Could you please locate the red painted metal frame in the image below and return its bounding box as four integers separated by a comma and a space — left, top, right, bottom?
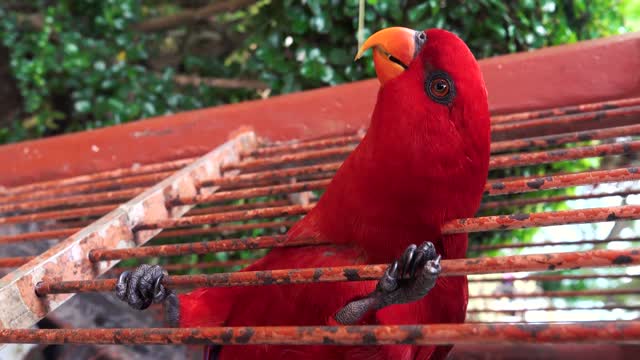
1, 32, 640, 187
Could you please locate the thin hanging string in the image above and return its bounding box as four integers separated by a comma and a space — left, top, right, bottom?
357, 0, 365, 49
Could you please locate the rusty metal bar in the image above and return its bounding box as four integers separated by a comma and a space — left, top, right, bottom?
169, 179, 330, 207
0, 256, 34, 268
490, 124, 640, 154
243, 133, 364, 158
0, 132, 257, 330
0, 171, 172, 205
469, 273, 638, 282
485, 167, 640, 195
1, 321, 639, 345
222, 146, 355, 172
186, 200, 291, 215
133, 204, 313, 231
467, 305, 640, 313
469, 237, 640, 252
34, 247, 640, 295
480, 189, 640, 210
0, 204, 116, 226
198, 162, 341, 188
0, 187, 144, 214
491, 96, 640, 124
155, 219, 298, 239
0, 157, 195, 197
442, 205, 640, 234
88, 235, 329, 262
489, 141, 640, 169
491, 105, 640, 133
470, 288, 639, 299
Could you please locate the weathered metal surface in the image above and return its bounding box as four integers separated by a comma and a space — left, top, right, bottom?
0, 132, 257, 330
155, 219, 297, 239
485, 167, 640, 195
469, 288, 639, 299
2, 157, 195, 195
490, 123, 640, 153
0, 205, 116, 226
133, 204, 313, 231
491, 105, 640, 134
168, 179, 330, 207
469, 237, 640, 252
469, 273, 638, 282
1, 321, 640, 345
243, 132, 365, 158
480, 189, 640, 210
88, 235, 328, 262
186, 199, 291, 215
198, 162, 342, 188
491, 96, 640, 124
442, 205, 640, 234
0, 188, 143, 214
467, 305, 640, 313
0, 171, 172, 205
223, 146, 355, 173
34, 247, 640, 294
489, 141, 640, 169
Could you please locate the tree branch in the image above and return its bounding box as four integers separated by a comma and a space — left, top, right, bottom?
133, 0, 255, 33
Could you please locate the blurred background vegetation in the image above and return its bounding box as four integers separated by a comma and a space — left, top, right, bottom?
0, 0, 639, 144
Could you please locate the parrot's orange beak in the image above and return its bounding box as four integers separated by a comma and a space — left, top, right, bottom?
355, 27, 418, 86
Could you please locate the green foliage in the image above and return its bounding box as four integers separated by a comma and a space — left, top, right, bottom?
0, 0, 635, 143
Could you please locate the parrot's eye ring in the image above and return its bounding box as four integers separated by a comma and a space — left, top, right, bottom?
425, 71, 456, 105
430, 79, 449, 97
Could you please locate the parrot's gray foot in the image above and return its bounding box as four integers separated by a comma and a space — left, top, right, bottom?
115, 264, 180, 327
335, 242, 441, 325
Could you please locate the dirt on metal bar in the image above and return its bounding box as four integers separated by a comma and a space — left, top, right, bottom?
35, 247, 640, 295
1, 322, 640, 345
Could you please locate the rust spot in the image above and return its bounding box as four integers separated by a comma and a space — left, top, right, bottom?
509, 213, 530, 221
606, 213, 619, 221
362, 332, 377, 345
343, 269, 361, 281
235, 328, 255, 344
613, 255, 633, 265
526, 178, 545, 189
492, 182, 505, 190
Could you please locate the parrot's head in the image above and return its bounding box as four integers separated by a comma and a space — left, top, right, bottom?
355, 26, 490, 170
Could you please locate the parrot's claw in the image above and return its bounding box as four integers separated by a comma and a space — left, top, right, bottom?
115, 264, 180, 326
335, 242, 441, 325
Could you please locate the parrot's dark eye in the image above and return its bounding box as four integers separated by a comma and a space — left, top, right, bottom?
425, 71, 456, 105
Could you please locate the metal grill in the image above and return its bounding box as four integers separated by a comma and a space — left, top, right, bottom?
1, 39, 640, 358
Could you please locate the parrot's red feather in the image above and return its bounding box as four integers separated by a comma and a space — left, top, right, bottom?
179, 29, 490, 360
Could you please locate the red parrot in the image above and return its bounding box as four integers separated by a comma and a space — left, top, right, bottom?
117, 27, 490, 360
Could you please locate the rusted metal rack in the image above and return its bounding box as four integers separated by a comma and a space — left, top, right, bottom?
0, 33, 640, 359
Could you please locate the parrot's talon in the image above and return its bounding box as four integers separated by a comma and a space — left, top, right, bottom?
335, 241, 441, 325
114, 264, 180, 326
